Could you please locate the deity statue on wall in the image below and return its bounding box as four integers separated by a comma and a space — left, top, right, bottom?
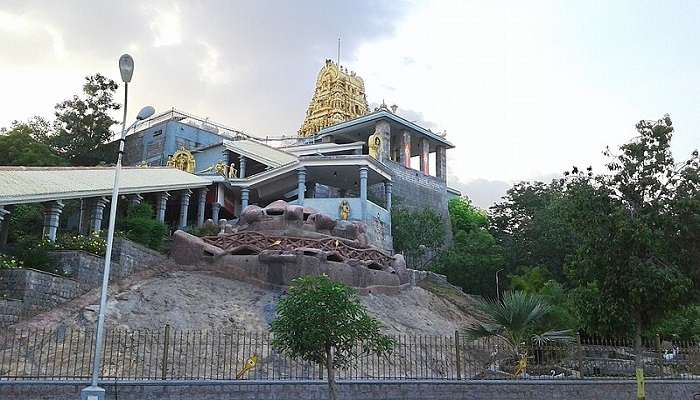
167, 147, 196, 173
214, 160, 226, 176
368, 132, 381, 160
339, 199, 351, 221
228, 163, 238, 179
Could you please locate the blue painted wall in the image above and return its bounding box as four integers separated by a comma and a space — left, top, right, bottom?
126, 121, 225, 166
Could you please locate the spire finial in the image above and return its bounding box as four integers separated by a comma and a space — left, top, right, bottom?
337, 36, 341, 66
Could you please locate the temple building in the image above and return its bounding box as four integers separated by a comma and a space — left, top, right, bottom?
0, 60, 458, 254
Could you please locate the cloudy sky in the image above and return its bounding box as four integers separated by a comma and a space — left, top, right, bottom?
1, 1, 698, 207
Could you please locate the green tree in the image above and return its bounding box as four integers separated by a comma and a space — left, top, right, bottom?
271, 275, 394, 400
464, 291, 572, 376
565, 115, 698, 395
434, 197, 504, 297
42, 74, 121, 165
121, 203, 168, 250
0, 119, 67, 166
391, 205, 445, 269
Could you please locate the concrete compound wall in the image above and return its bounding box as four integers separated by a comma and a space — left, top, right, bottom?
1, 380, 698, 400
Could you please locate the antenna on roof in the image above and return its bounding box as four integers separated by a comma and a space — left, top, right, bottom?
337, 35, 341, 66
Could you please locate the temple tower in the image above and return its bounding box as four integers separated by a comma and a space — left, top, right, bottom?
298, 59, 369, 137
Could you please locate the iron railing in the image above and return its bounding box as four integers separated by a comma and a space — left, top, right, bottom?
0, 327, 698, 381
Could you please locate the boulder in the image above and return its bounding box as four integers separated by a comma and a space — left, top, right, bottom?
391, 254, 409, 284
239, 205, 264, 225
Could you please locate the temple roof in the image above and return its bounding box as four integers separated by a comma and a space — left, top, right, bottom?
222, 139, 298, 168
0, 167, 212, 205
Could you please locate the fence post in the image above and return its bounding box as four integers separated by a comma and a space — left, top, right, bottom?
454, 330, 462, 380
576, 332, 584, 379
162, 324, 171, 380
655, 334, 664, 379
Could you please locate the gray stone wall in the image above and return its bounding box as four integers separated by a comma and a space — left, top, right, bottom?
2, 380, 698, 400
49, 238, 165, 290
0, 268, 82, 312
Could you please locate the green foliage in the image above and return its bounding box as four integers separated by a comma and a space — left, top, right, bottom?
40, 74, 121, 166
653, 305, 700, 341
391, 205, 445, 269
10, 236, 57, 273
0, 254, 23, 270
122, 203, 167, 250
271, 275, 394, 398
0, 119, 67, 166
433, 197, 503, 297
464, 291, 573, 360
448, 197, 487, 233
490, 114, 700, 343
8, 204, 44, 242
55, 233, 106, 256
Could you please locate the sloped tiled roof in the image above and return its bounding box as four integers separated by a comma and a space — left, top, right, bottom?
223, 139, 297, 168
0, 167, 212, 204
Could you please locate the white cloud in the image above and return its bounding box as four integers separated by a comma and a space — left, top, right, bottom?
198, 41, 232, 85
148, 3, 182, 47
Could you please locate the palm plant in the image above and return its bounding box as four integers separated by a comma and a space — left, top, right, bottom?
465, 290, 573, 376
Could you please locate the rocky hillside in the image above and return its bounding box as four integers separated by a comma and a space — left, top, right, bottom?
14, 261, 479, 336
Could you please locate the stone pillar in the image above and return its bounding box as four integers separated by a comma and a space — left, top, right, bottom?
0, 206, 11, 249
89, 197, 109, 234
239, 155, 247, 179
78, 199, 89, 235
375, 120, 391, 162
419, 138, 430, 175
197, 188, 208, 227
42, 200, 64, 242
156, 192, 171, 223
359, 166, 368, 219
436, 145, 447, 182
385, 181, 393, 211
127, 194, 143, 206
241, 188, 250, 211
400, 130, 412, 168
211, 202, 221, 222
178, 189, 192, 230
297, 168, 307, 206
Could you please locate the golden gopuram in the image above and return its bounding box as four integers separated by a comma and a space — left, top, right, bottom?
298, 59, 369, 137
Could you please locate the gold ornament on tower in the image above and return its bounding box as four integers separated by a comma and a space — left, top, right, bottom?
167, 147, 196, 173
299, 59, 369, 137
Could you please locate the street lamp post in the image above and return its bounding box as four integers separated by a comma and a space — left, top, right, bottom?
81, 54, 154, 400
495, 268, 504, 302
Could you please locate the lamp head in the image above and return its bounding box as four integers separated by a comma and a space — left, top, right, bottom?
119, 54, 134, 83
136, 106, 155, 121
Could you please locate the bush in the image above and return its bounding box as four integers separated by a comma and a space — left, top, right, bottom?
8, 204, 43, 242
0, 254, 23, 270
122, 203, 167, 250
55, 232, 106, 256
10, 235, 59, 273
189, 224, 219, 237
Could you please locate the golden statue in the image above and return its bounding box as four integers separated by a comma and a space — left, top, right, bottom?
167, 147, 196, 173
228, 163, 238, 179
236, 354, 258, 379
368, 132, 381, 160
299, 59, 369, 137
214, 160, 226, 175
339, 199, 351, 220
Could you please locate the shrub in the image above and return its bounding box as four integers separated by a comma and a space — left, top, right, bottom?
0, 254, 23, 270
122, 203, 167, 250
10, 235, 59, 273
56, 232, 106, 256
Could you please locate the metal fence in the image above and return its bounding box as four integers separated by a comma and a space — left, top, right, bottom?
0, 327, 698, 381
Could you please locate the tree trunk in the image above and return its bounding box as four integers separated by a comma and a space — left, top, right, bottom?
326, 346, 338, 400
634, 311, 645, 400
